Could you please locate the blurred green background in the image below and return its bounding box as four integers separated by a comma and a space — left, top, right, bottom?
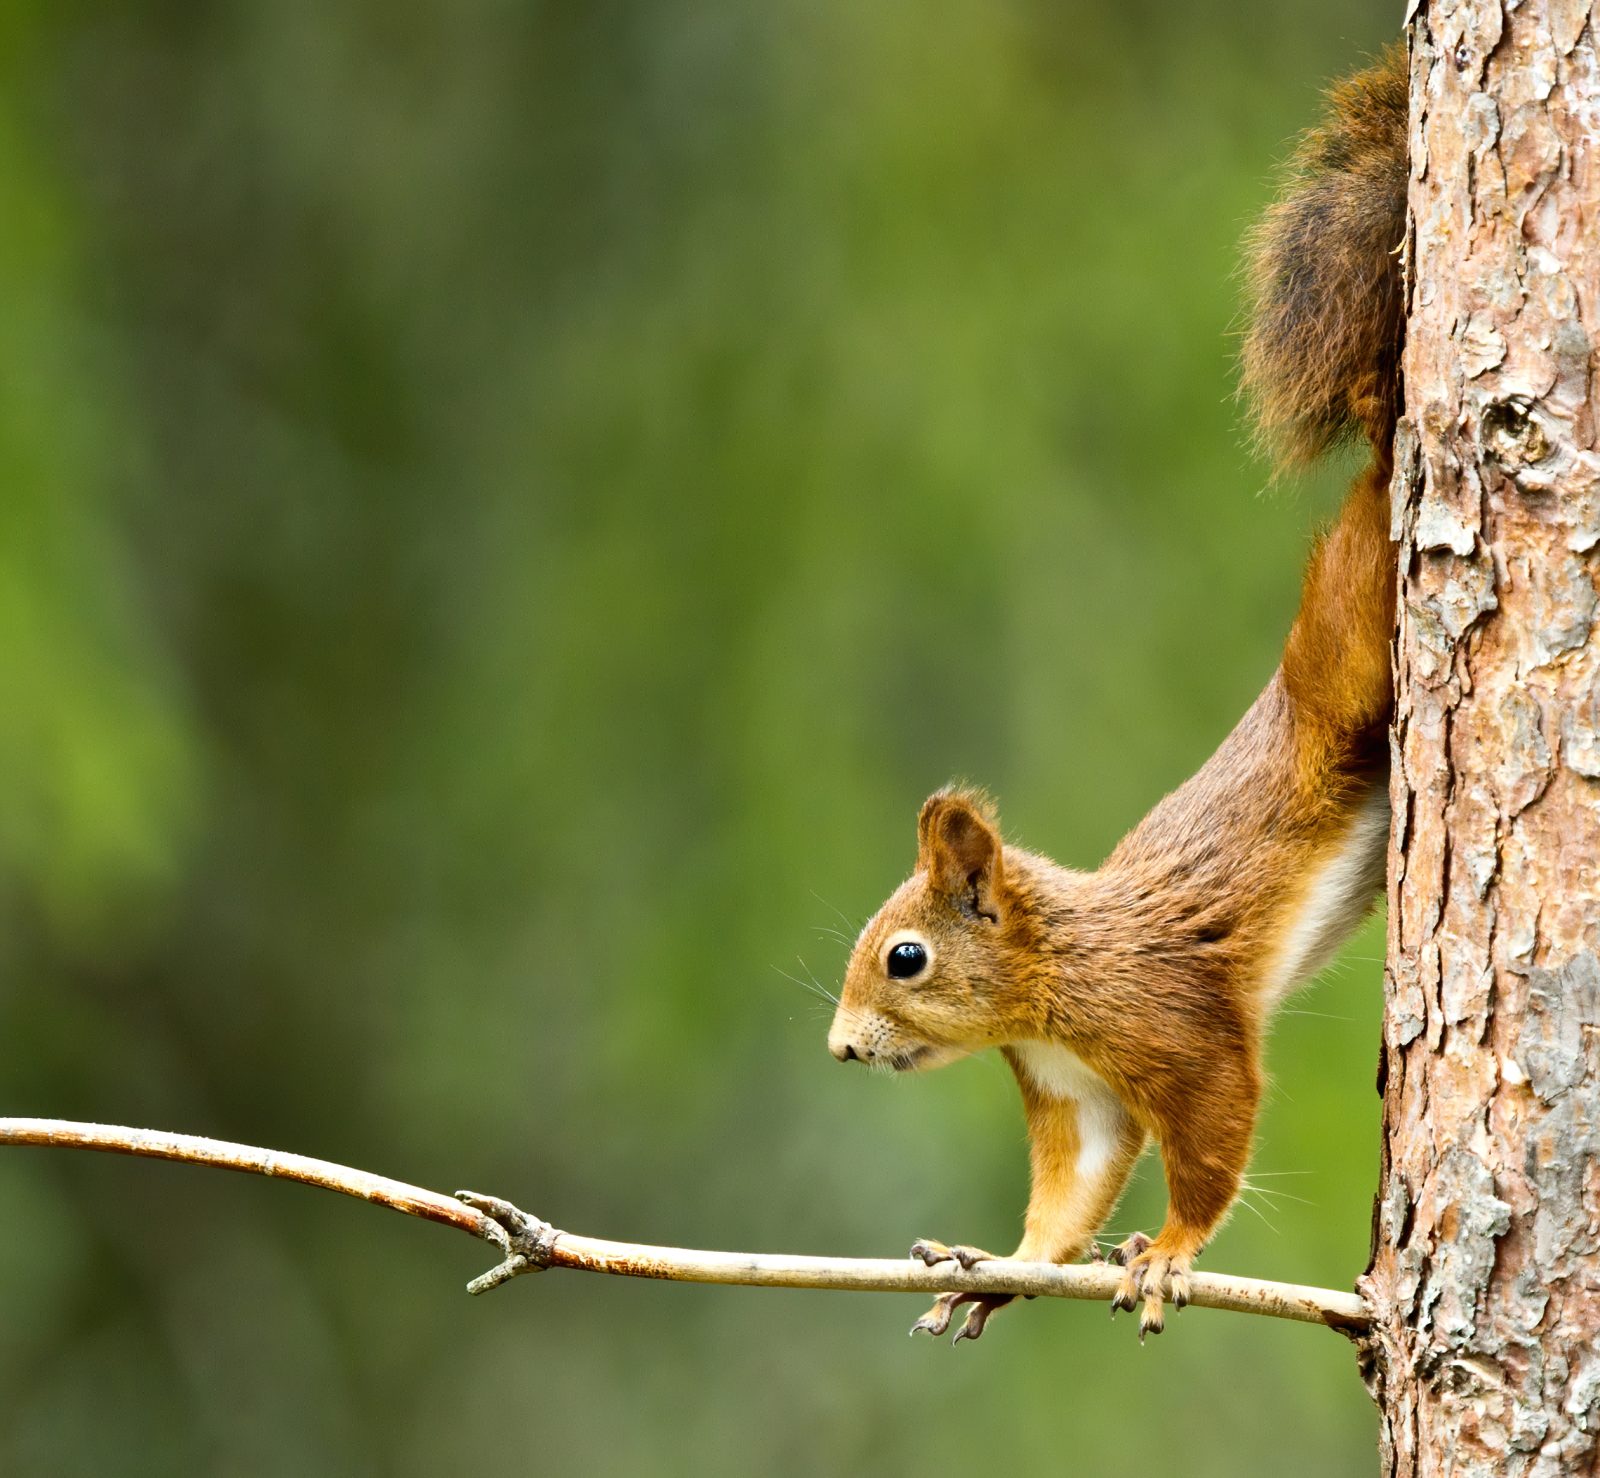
0, 2, 1396, 1473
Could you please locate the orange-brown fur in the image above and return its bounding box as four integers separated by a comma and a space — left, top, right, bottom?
1242, 44, 1408, 468
828, 49, 1408, 1342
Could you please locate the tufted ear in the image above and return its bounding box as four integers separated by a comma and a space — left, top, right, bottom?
916, 788, 1005, 921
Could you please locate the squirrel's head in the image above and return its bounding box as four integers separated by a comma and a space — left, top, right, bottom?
828, 787, 1038, 1071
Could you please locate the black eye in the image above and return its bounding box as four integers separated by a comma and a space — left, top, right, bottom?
886, 941, 928, 979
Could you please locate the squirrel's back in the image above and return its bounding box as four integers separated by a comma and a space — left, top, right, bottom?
1242, 45, 1409, 469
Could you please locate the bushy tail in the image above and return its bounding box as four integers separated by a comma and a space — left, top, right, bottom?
1251, 48, 1407, 772
1242, 45, 1408, 469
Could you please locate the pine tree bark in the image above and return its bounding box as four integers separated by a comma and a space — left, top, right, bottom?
1363, 4, 1600, 1473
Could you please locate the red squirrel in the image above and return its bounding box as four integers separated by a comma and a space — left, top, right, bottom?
827, 49, 1407, 1342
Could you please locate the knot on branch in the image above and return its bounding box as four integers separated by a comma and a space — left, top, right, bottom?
456, 1191, 563, 1294
1481, 395, 1552, 474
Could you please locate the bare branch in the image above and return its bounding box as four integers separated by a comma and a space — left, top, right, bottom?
0, 1117, 504, 1247
0, 1117, 1369, 1333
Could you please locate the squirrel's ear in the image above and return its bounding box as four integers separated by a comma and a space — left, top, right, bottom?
916, 789, 1005, 921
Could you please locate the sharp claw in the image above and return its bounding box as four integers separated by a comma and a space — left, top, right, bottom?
910, 1239, 950, 1267
912, 1293, 959, 1338
911, 1239, 996, 1271
953, 1302, 993, 1344
1109, 1232, 1152, 1268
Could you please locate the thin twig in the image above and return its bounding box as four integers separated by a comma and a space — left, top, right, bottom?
0, 1117, 504, 1246
0, 1117, 1370, 1334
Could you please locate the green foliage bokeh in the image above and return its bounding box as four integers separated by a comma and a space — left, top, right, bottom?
1, 2, 1393, 1474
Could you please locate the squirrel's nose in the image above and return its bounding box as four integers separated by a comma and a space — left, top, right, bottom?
831, 1042, 861, 1063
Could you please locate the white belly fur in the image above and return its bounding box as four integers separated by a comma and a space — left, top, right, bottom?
1010, 1041, 1129, 1179
1262, 784, 1389, 1003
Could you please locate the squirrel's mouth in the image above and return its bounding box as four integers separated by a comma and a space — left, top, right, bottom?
888, 1042, 971, 1074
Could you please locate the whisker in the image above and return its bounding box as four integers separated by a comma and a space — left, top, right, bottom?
771, 963, 840, 1009
799, 956, 875, 1027
1238, 1178, 1312, 1208
795, 955, 841, 1007
1231, 1193, 1278, 1234
810, 890, 864, 938
770, 961, 880, 1037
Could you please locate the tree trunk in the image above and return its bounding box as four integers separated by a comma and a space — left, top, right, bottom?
1362, 4, 1600, 1474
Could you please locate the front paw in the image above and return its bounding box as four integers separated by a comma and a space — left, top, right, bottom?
910, 1289, 1015, 1343
910, 1237, 994, 1271
1109, 1239, 1193, 1342
908, 1239, 1008, 1343
1106, 1231, 1151, 1268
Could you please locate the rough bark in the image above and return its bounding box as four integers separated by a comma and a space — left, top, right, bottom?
1362, 4, 1600, 1474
